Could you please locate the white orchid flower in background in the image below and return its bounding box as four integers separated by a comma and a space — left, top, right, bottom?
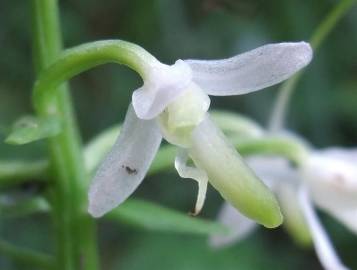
211, 147, 357, 270
88, 42, 312, 228
302, 148, 357, 235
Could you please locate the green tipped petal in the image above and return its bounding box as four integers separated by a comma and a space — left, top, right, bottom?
189, 115, 283, 228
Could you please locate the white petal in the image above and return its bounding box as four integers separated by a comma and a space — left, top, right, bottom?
174, 149, 208, 215
132, 60, 192, 119
301, 152, 357, 235
302, 154, 357, 213
319, 147, 357, 164
245, 156, 298, 189
88, 105, 162, 217
189, 115, 282, 228
209, 203, 257, 248
299, 186, 349, 270
185, 42, 312, 96
84, 126, 120, 174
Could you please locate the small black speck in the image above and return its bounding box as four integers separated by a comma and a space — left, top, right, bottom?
122, 165, 138, 175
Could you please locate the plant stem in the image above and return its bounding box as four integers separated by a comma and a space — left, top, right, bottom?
310, 0, 356, 51
32, 40, 157, 113
30, 0, 98, 269
269, 0, 356, 132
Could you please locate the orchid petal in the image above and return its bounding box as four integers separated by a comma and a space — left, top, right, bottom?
245, 156, 295, 189
185, 42, 312, 96
175, 149, 208, 215
299, 186, 349, 270
319, 147, 357, 164
132, 60, 192, 119
189, 115, 282, 228
88, 104, 162, 217
209, 203, 257, 248
302, 154, 357, 213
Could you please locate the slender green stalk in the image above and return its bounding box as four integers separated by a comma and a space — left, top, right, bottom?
30, 38, 158, 270
30, 0, 98, 269
210, 110, 264, 138
269, 0, 356, 132
33, 40, 157, 114
0, 239, 54, 270
310, 0, 356, 50
232, 136, 308, 166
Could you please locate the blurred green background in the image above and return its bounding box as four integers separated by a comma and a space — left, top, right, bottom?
1, 0, 357, 269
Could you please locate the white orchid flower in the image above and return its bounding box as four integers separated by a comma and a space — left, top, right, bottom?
88, 42, 312, 228
211, 147, 357, 270
302, 148, 357, 235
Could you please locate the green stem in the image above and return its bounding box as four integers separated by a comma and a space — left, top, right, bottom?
269, 0, 356, 132
210, 110, 264, 138
33, 40, 157, 114
30, 40, 157, 270
232, 136, 308, 166
0, 239, 54, 270
310, 0, 356, 50
30, 0, 98, 269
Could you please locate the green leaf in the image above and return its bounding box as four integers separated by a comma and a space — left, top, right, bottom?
0, 196, 50, 218
106, 199, 228, 235
0, 239, 54, 270
5, 115, 62, 145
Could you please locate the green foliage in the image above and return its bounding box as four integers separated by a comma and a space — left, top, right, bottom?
1, 0, 357, 269
0, 196, 226, 236
0, 197, 49, 218
107, 199, 228, 235
114, 233, 315, 270
5, 115, 61, 145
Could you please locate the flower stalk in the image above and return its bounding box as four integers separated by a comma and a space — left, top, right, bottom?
30, 0, 98, 269
33, 40, 157, 114
269, 0, 356, 132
